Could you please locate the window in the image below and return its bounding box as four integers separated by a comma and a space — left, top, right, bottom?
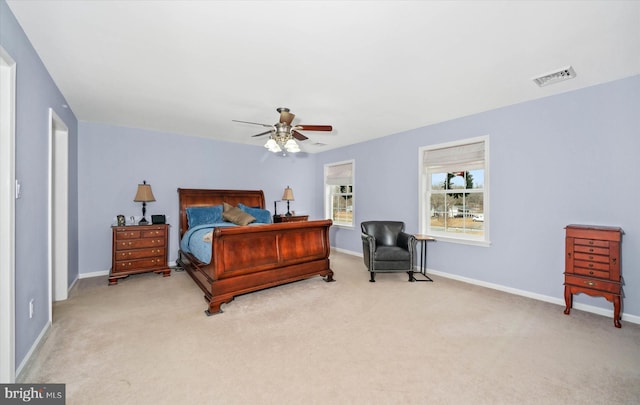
419, 137, 489, 245
325, 160, 354, 227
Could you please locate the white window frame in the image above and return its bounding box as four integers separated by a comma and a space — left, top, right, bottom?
324, 160, 355, 228
418, 136, 490, 246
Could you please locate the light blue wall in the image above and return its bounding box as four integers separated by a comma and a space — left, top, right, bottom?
0, 0, 79, 368
316, 75, 640, 318
4, 0, 639, 377
77, 122, 317, 274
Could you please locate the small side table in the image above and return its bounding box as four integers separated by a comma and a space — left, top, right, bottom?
413, 234, 436, 282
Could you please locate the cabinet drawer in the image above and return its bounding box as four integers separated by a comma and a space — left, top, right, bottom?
142, 228, 166, 238
573, 244, 609, 255
574, 238, 609, 248
115, 248, 165, 261
115, 230, 142, 239
573, 266, 609, 279
114, 257, 166, 272
574, 259, 610, 272
564, 274, 620, 294
573, 252, 610, 263
115, 238, 165, 250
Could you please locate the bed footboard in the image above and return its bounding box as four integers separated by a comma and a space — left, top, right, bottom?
179, 220, 334, 315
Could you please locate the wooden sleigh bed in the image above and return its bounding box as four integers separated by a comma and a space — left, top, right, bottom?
177, 188, 334, 315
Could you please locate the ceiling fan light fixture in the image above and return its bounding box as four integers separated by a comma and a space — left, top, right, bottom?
264, 138, 282, 152
284, 139, 300, 153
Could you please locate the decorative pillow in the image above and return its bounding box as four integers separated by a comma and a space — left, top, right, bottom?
186, 205, 223, 227
238, 203, 272, 224
222, 202, 256, 226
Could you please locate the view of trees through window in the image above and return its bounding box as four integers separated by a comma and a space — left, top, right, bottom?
429, 169, 484, 236
330, 185, 353, 225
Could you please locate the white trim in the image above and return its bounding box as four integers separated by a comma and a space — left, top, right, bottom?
333, 248, 639, 325
78, 261, 178, 280
79, 270, 110, 279
324, 159, 355, 227
15, 321, 50, 380
0, 45, 16, 383
48, 109, 69, 310
428, 269, 640, 325
418, 135, 490, 245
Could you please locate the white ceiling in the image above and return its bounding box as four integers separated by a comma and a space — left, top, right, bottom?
6, 0, 640, 153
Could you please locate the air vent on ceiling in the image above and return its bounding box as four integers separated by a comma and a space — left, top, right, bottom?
533, 66, 577, 87
313, 142, 327, 147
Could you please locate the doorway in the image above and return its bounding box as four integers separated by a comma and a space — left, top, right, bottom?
49, 109, 69, 314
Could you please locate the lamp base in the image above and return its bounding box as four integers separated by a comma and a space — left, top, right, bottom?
138, 217, 148, 225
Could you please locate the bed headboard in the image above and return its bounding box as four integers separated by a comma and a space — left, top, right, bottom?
177, 188, 266, 238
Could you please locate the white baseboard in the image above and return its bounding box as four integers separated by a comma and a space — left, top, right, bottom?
78, 261, 178, 279
16, 320, 50, 380
79, 270, 109, 279
332, 247, 639, 325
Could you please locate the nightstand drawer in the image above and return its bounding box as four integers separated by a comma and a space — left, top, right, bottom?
115, 248, 165, 261
115, 230, 142, 239
142, 228, 166, 238
115, 238, 165, 250
114, 257, 166, 272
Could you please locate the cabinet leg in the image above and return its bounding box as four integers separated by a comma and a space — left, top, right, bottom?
563, 287, 572, 315
613, 296, 622, 328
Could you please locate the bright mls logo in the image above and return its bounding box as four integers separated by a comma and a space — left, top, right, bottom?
0, 384, 65, 404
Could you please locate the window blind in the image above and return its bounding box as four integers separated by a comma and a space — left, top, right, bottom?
326, 162, 353, 185
423, 141, 485, 173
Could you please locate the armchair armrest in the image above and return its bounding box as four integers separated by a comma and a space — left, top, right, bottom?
397, 232, 416, 251
361, 233, 376, 270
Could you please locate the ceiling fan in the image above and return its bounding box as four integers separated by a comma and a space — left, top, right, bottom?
233, 107, 333, 153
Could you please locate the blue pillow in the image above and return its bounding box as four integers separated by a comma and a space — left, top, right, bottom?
238, 203, 272, 224
186, 205, 223, 227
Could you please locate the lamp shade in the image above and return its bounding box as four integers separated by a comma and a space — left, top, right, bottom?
134, 182, 156, 202
281, 186, 294, 201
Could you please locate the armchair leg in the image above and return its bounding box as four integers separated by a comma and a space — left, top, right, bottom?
370, 272, 376, 282
408, 271, 415, 282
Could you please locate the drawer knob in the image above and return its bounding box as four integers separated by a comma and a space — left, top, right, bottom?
588, 264, 593, 268
589, 248, 594, 252
612, 258, 617, 264
589, 255, 593, 260
585, 281, 595, 286
589, 271, 594, 275
588, 241, 594, 245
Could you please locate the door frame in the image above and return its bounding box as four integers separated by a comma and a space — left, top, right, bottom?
48, 109, 69, 315
0, 46, 17, 383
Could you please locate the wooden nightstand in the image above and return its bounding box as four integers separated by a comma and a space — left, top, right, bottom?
110, 224, 171, 285
273, 215, 309, 223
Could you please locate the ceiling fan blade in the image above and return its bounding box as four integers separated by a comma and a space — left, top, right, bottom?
251, 130, 273, 137
232, 119, 273, 128
280, 111, 295, 125
296, 125, 333, 132
292, 130, 308, 141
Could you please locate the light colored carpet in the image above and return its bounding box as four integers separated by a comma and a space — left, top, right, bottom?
18, 252, 640, 404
